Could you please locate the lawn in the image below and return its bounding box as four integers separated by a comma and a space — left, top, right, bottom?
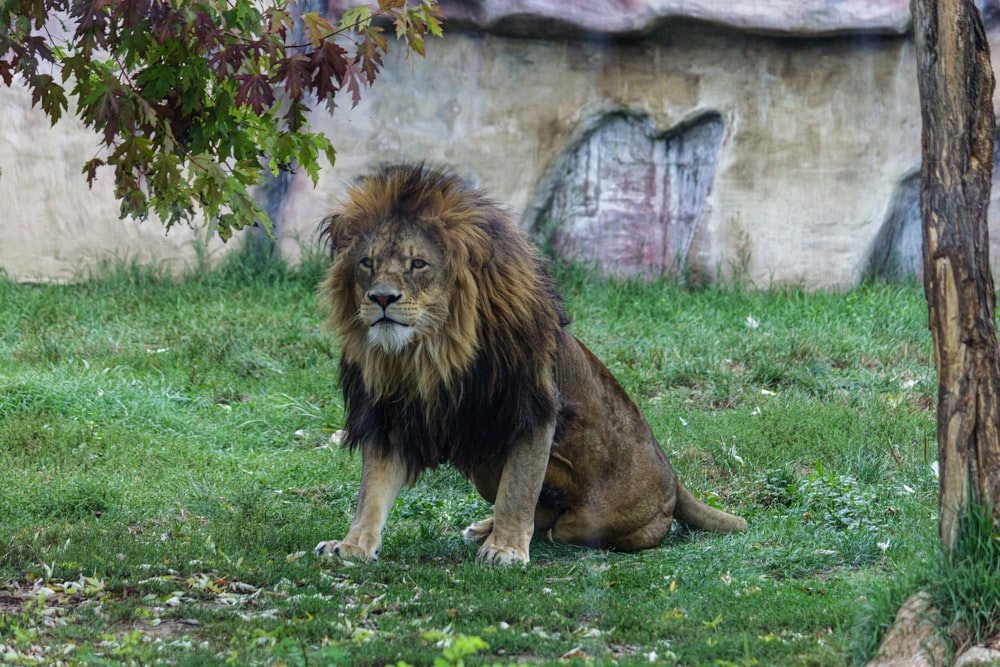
0, 253, 940, 665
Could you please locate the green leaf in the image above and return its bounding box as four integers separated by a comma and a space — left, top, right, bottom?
423, 2, 444, 37
0, 0, 445, 240
135, 63, 178, 99
29, 74, 68, 124
302, 11, 336, 46
340, 6, 373, 32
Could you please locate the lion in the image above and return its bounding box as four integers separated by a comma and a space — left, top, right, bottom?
314, 163, 747, 566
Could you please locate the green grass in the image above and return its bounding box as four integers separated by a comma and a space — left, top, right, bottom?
0, 254, 944, 665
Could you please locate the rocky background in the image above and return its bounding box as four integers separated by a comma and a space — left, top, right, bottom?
3, 0, 1000, 287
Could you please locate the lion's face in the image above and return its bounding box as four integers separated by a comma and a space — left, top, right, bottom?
347, 223, 448, 355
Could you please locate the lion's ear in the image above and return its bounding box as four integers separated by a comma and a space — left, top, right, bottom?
319, 214, 354, 258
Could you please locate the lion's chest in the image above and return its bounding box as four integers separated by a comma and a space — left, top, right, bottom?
342, 354, 559, 476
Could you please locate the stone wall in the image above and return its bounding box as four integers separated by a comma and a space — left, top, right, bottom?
3, 0, 1000, 287
0, 82, 235, 282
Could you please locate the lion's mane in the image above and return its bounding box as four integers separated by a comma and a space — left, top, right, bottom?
320, 164, 570, 477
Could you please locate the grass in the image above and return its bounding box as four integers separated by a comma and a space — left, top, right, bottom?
0, 252, 946, 665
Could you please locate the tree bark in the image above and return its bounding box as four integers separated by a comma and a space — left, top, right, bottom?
911, 0, 1000, 552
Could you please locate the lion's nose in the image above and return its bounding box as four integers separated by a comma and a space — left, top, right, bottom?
369, 291, 402, 310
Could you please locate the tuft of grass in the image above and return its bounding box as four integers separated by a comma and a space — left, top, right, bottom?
849, 503, 1000, 664
0, 254, 944, 665
933, 504, 1000, 644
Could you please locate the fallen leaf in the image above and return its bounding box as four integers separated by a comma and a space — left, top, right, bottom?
561, 646, 589, 660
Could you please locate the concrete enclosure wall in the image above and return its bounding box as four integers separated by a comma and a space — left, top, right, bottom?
3, 0, 1000, 287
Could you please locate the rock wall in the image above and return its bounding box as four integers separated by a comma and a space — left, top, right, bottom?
543, 112, 725, 277
3, 0, 1000, 287
0, 82, 237, 282
285, 22, 924, 288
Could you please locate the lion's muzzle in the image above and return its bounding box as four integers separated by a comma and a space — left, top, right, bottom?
362, 286, 417, 353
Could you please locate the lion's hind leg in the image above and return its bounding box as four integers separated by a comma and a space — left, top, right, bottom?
547, 508, 674, 552
462, 517, 494, 545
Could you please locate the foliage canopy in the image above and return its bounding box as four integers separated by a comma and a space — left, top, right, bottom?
0, 0, 442, 239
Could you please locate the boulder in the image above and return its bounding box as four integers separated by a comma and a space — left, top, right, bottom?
388, 0, 912, 36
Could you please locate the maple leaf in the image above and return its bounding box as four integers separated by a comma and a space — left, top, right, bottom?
30, 74, 68, 123
342, 60, 366, 107
266, 6, 293, 38
275, 53, 311, 101
359, 27, 386, 84
310, 40, 348, 100
251, 36, 280, 65
209, 43, 251, 76
339, 6, 372, 32
301, 11, 336, 47
422, 2, 445, 37
118, 0, 152, 30
70, 0, 110, 42
284, 98, 308, 131
24, 35, 54, 64
407, 32, 425, 58
234, 73, 275, 113
83, 157, 105, 185
136, 63, 178, 99
148, 4, 181, 44
85, 85, 123, 145
191, 11, 223, 49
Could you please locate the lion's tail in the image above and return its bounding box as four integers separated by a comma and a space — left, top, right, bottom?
673, 483, 748, 533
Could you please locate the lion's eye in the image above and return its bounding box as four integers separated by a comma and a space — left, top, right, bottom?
410, 259, 428, 270
360, 258, 374, 270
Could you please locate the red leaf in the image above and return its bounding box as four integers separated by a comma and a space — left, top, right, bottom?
118, 0, 151, 29
25, 35, 54, 63
191, 11, 222, 48
250, 37, 279, 66
149, 3, 181, 44
70, 0, 110, 41
275, 54, 310, 101
81, 81, 123, 146
210, 43, 250, 75
83, 157, 105, 185
342, 60, 366, 107
234, 73, 275, 113
29, 74, 68, 123
309, 40, 348, 100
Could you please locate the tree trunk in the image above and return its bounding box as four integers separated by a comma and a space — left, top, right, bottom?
911, 0, 1000, 552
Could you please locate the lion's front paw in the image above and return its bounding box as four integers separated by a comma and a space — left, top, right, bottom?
462, 518, 494, 545
313, 540, 378, 562
475, 542, 529, 567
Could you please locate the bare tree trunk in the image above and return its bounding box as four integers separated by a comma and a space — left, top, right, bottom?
911, 0, 1000, 552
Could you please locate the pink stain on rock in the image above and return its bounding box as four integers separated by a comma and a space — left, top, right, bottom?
543, 113, 723, 277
